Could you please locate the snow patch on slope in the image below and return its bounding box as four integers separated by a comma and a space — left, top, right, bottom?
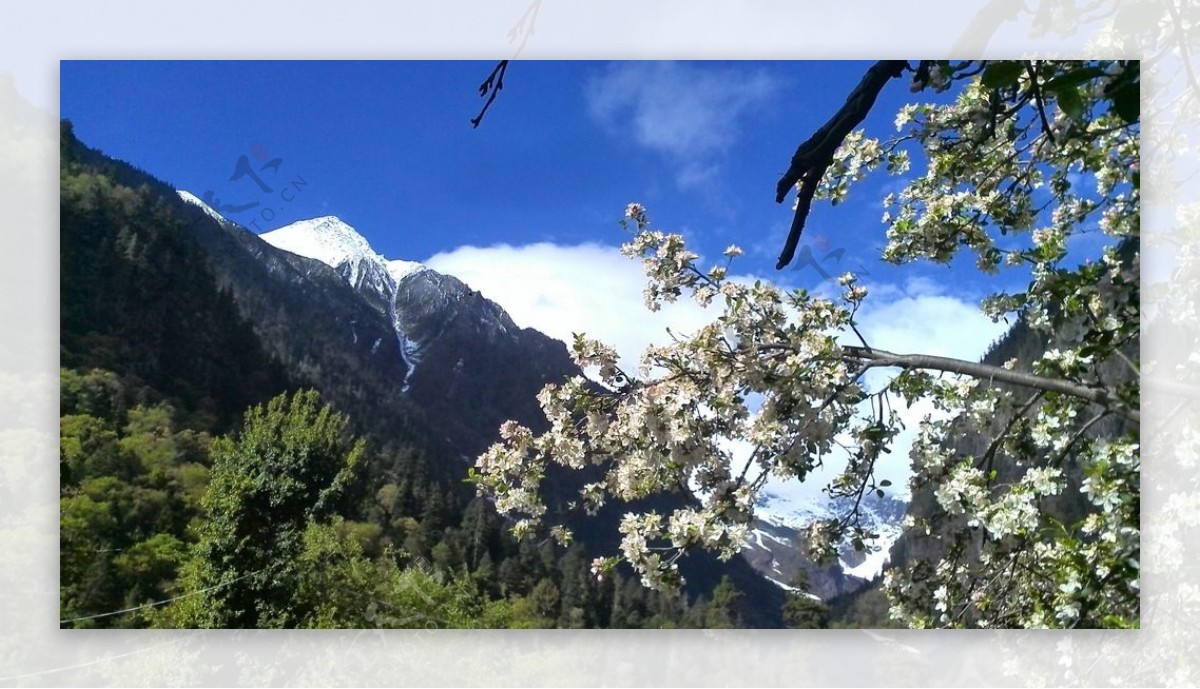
178, 190, 230, 225
750, 489, 906, 584
387, 259, 426, 283
841, 544, 895, 581
257, 215, 433, 393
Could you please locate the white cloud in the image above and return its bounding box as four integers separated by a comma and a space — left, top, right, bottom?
855, 276, 1008, 362
425, 242, 714, 370
586, 62, 779, 190
428, 243, 1010, 507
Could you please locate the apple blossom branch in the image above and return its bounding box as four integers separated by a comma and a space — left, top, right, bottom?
842, 345, 1140, 424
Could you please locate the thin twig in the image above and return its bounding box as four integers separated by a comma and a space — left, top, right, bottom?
979, 390, 1044, 480
1112, 347, 1140, 378
1049, 410, 1111, 467
848, 319, 871, 351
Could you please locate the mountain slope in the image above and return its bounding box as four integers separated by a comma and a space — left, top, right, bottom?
884, 297, 1139, 625
60, 122, 290, 429
255, 211, 583, 461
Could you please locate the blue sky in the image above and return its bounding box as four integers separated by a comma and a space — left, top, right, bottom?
60, 60, 968, 288
61, 60, 1017, 500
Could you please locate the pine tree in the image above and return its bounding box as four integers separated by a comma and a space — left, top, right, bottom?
781, 569, 829, 629
704, 575, 743, 629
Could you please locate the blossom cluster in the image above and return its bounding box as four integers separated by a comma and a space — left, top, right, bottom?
474, 211, 885, 593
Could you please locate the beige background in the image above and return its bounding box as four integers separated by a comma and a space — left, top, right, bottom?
0, 1, 1191, 685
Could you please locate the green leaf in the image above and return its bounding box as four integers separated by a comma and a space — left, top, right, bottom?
1108, 80, 1139, 125
981, 61, 1024, 89
1055, 86, 1085, 120
879, 479, 892, 487
1042, 67, 1105, 93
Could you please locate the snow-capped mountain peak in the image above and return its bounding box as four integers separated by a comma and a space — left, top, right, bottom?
254, 215, 453, 395
259, 216, 381, 271
258, 217, 430, 293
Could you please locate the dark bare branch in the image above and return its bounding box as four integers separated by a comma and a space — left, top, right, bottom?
774, 60, 908, 269
775, 166, 826, 269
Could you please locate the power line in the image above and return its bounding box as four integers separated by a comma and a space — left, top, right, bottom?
59, 569, 262, 626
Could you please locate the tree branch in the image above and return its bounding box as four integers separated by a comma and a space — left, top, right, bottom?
1024, 60, 1057, 146
842, 345, 1140, 423
471, 60, 510, 128
774, 60, 908, 269
775, 166, 825, 269
979, 390, 1044, 480
1049, 409, 1111, 467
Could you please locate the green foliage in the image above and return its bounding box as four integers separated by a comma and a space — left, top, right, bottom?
60, 491, 120, 624
171, 389, 366, 628
783, 594, 829, 629
60, 368, 129, 423
704, 576, 743, 629
112, 533, 188, 613
367, 560, 510, 629
288, 519, 391, 628
780, 569, 830, 629
827, 581, 901, 629
60, 471, 190, 626
60, 413, 136, 483
59, 367, 204, 627
119, 403, 182, 482
60, 126, 290, 431
526, 578, 562, 627
980, 61, 1024, 89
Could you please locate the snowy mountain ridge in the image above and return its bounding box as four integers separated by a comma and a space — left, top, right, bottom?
178, 192, 436, 391
178, 191, 529, 398
255, 215, 433, 390
260, 216, 380, 272
259, 216, 428, 296
742, 489, 907, 597
177, 190, 236, 227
